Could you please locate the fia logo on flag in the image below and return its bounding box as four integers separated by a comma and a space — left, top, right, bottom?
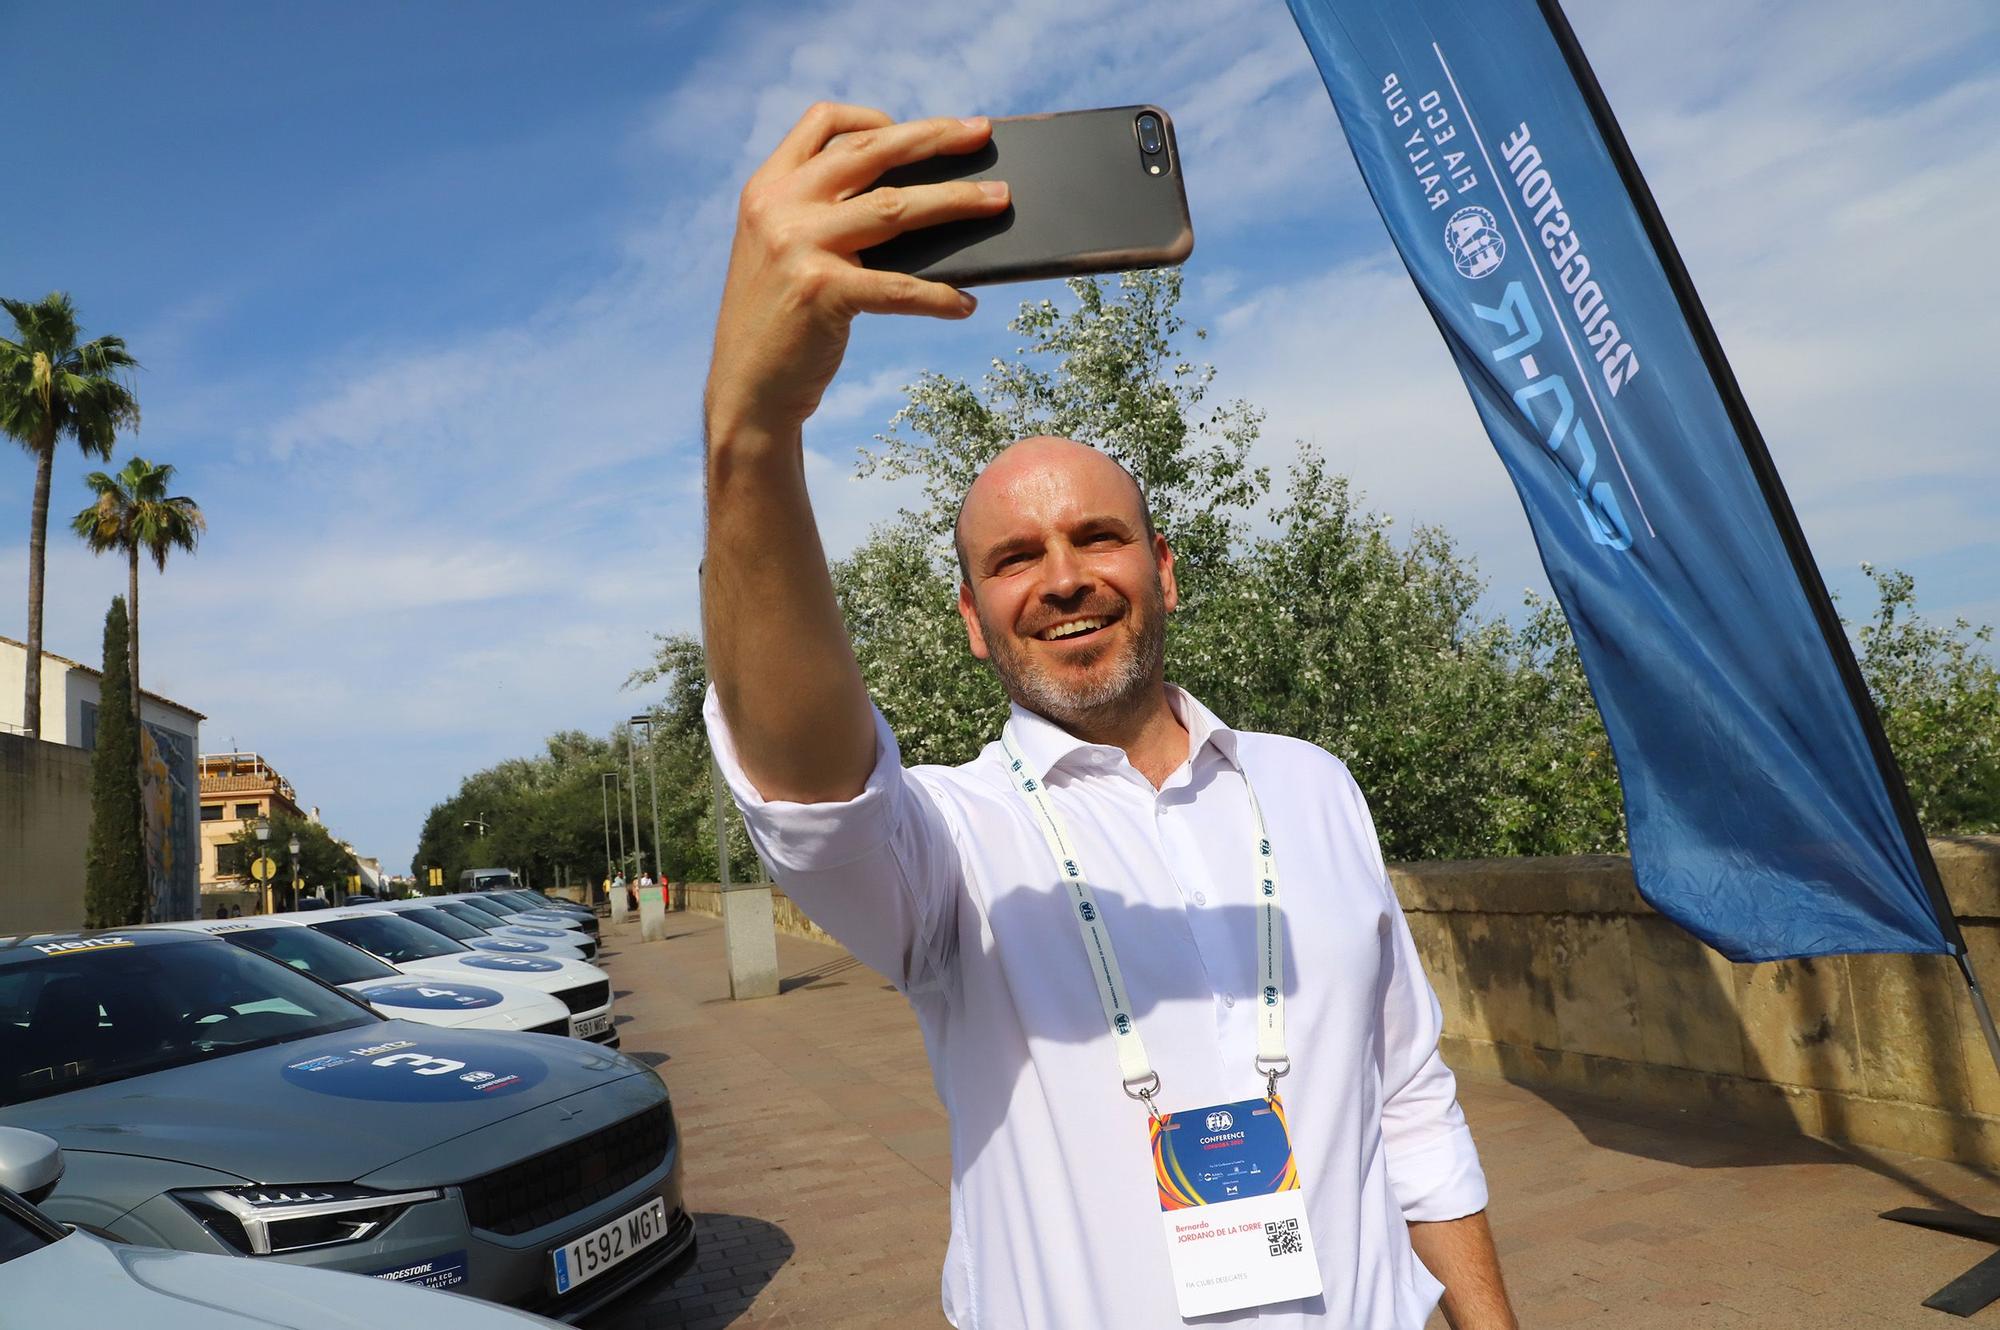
1445, 205, 1506, 278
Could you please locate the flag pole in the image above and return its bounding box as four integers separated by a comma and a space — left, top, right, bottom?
1533, 0, 2000, 1312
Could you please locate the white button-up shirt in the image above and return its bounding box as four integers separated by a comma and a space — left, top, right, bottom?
706, 685, 1487, 1328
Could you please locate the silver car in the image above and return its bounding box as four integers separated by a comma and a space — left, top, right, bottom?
0, 930, 694, 1321
2, 1127, 566, 1328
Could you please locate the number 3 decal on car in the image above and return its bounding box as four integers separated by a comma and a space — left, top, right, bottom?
375, 1051, 469, 1077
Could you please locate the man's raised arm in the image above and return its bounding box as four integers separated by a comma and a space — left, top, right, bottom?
701, 104, 1008, 804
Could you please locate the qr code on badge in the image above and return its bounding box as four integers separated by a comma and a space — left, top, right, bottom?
1264, 1218, 1303, 1257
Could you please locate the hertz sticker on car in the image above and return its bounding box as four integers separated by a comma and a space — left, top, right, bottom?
32, 936, 136, 956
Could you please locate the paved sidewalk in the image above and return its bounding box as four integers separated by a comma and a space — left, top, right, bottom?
593, 913, 2000, 1329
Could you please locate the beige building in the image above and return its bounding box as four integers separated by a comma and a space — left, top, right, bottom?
197, 751, 306, 916
1, 634, 205, 927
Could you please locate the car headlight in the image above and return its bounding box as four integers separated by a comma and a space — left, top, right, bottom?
171, 1183, 444, 1255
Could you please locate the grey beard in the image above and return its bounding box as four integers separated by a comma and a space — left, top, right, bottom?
980, 588, 1168, 734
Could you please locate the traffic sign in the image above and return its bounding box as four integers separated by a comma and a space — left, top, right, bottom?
250, 855, 278, 882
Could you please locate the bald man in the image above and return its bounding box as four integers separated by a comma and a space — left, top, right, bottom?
702, 103, 1515, 1329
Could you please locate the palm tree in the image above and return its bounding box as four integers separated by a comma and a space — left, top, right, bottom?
72, 457, 204, 719
1, 293, 139, 739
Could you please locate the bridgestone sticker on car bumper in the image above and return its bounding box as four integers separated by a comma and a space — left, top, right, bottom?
552, 1196, 669, 1295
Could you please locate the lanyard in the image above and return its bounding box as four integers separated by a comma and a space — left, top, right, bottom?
1000, 734, 1290, 1112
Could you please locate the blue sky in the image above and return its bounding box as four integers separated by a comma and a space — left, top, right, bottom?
4, 0, 1995, 871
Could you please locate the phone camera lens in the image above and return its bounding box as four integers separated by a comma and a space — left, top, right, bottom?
1136, 113, 1164, 155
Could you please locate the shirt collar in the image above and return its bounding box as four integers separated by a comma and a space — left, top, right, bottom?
1000, 685, 1242, 781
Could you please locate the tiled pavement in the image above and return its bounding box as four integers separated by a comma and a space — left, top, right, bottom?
591, 913, 2000, 1329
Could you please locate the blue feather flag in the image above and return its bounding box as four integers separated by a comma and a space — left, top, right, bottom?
1284, 0, 1959, 961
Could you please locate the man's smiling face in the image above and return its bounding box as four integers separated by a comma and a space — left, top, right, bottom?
956, 437, 1177, 733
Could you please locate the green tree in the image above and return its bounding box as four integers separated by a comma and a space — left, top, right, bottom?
411, 729, 662, 892
84, 597, 145, 927
1169, 451, 1622, 859
861, 269, 1267, 588
0, 293, 140, 740
231, 810, 360, 907
837, 274, 1622, 859
71, 456, 204, 721
502, 271, 2000, 877
1854, 565, 2000, 834
626, 634, 756, 884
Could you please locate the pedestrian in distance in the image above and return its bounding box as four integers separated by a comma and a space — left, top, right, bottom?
700, 104, 1516, 1329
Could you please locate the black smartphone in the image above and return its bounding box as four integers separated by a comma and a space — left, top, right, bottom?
858, 106, 1193, 288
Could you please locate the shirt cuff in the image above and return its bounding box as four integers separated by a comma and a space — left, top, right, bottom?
702, 685, 906, 872
1387, 1125, 1490, 1223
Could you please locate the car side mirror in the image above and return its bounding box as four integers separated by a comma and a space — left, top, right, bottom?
0, 1127, 64, 1206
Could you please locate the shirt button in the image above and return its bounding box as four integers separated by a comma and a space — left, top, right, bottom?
1193, 890, 1208, 906
1222, 993, 1236, 1008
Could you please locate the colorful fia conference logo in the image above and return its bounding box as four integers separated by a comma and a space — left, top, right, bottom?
1206, 1110, 1235, 1132
1445, 205, 1506, 279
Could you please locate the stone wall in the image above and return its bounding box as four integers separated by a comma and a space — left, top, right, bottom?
1395, 838, 2000, 1169
682, 881, 834, 945
0, 733, 91, 932
678, 837, 2000, 1168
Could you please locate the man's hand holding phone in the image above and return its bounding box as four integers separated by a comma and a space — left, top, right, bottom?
704, 104, 1008, 446
703, 104, 1006, 807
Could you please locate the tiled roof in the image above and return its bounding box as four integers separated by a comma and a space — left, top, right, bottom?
0, 634, 206, 720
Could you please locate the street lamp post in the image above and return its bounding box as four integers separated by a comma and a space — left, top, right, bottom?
599, 774, 614, 890
601, 771, 624, 889
625, 725, 644, 877
254, 815, 272, 914
287, 833, 302, 912
630, 714, 666, 908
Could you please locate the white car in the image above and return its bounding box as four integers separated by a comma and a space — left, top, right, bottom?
447, 893, 597, 941
280, 908, 617, 1047
0, 1127, 565, 1329
145, 918, 573, 1038
369, 900, 592, 962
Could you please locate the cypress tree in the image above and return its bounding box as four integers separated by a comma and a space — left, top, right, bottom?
84, 596, 146, 927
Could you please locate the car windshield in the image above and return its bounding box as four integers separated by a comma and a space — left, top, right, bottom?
311, 914, 467, 964
223, 927, 399, 987
455, 896, 515, 921
401, 905, 489, 942
0, 938, 377, 1108
498, 891, 563, 912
